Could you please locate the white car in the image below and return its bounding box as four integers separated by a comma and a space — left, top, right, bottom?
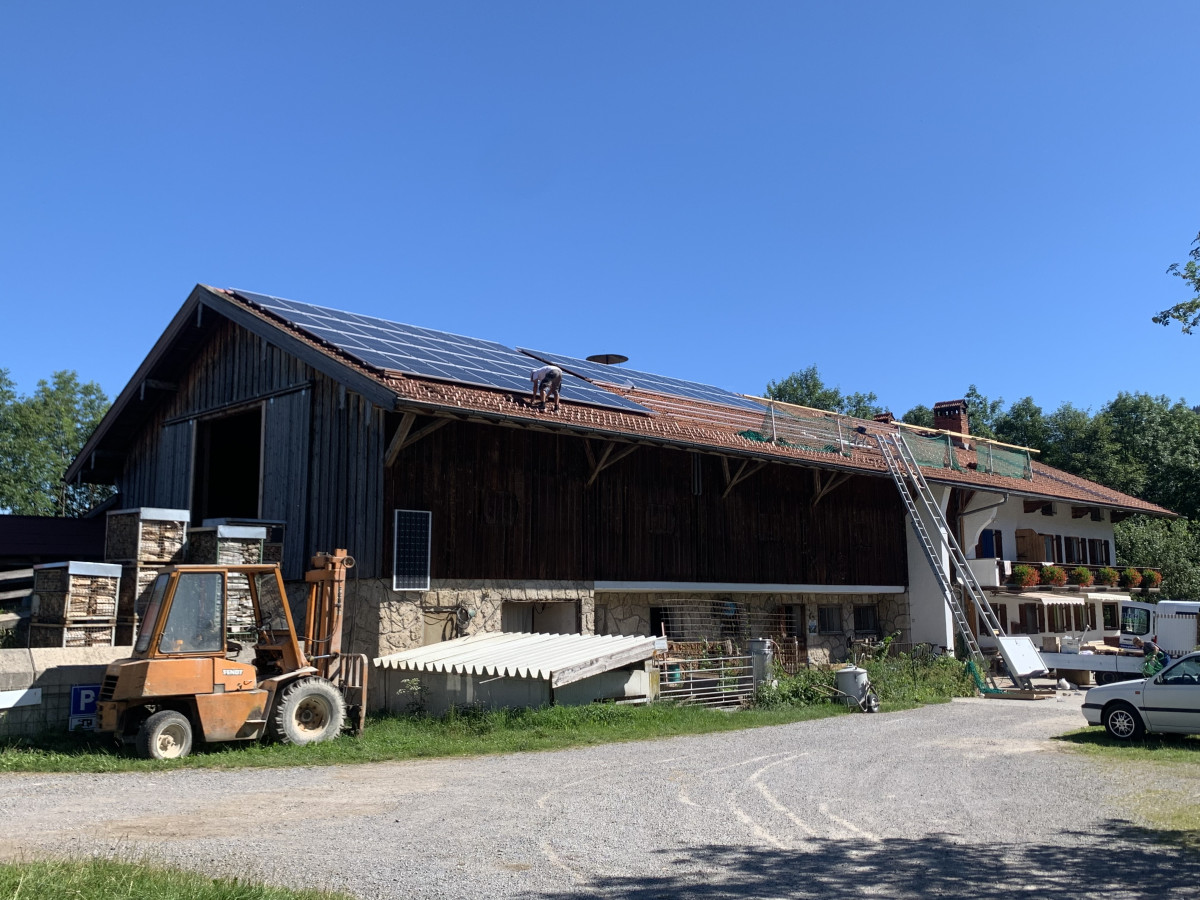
1082, 650, 1200, 740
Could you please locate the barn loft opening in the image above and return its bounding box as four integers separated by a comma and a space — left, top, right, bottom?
193, 406, 262, 522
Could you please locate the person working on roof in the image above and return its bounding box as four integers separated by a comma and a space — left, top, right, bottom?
530, 364, 562, 411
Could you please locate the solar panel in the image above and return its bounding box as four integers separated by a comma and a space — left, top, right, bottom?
231, 290, 650, 415
519, 348, 764, 411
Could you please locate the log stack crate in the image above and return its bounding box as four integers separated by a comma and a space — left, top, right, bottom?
201, 518, 285, 565
105, 508, 190, 565
105, 508, 190, 647
187, 525, 267, 638
28, 562, 121, 648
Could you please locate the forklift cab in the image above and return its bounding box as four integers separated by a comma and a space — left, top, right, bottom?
133, 565, 306, 674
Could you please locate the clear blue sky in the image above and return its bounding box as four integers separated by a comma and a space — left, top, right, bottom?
2, 2, 1196, 418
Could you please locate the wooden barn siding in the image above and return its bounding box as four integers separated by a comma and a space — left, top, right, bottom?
386, 421, 908, 585
116, 320, 386, 578
305, 381, 384, 578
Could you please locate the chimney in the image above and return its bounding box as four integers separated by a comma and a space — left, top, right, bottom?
933, 399, 969, 446
873, 412, 895, 424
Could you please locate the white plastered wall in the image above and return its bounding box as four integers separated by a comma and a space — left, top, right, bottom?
905, 483, 955, 650
967, 498, 1116, 564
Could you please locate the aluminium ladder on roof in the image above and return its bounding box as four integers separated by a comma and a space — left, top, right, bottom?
876, 433, 1027, 691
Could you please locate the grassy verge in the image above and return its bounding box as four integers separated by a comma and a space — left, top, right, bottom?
1056, 728, 1200, 850
0, 857, 352, 900
756, 652, 977, 708
0, 702, 853, 774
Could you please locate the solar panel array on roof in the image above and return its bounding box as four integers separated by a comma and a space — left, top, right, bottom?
519, 348, 764, 411
232, 290, 650, 415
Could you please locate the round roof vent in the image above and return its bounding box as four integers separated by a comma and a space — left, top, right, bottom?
586, 353, 629, 365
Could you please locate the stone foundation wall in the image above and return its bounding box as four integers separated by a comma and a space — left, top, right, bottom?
596, 591, 909, 666
335, 579, 595, 661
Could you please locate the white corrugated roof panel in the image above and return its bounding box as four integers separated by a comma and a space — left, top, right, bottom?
373, 631, 656, 688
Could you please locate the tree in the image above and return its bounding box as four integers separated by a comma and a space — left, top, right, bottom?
0, 370, 113, 516
993, 397, 1049, 452
765, 365, 883, 418
1115, 516, 1200, 600
963, 385, 1003, 440
901, 405, 934, 428
1152, 231, 1200, 333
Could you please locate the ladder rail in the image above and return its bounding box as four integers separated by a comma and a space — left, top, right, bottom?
877, 433, 1030, 689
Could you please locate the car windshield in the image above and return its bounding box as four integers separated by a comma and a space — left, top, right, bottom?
159, 572, 225, 654
134, 574, 170, 653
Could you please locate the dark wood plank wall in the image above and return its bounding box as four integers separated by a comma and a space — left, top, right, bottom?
386, 421, 908, 585
117, 320, 386, 578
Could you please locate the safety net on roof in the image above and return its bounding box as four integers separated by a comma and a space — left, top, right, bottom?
902, 431, 963, 471
975, 442, 1033, 480
737, 403, 876, 456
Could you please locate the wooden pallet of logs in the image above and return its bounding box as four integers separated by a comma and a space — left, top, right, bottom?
105, 507, 190, 565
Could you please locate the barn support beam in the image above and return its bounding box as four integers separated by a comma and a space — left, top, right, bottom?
721, 457, 767, 499
811, 470, 852, 507
584, 439, 639, 487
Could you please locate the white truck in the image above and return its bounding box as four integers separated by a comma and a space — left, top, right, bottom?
1039, 599, 1200, 685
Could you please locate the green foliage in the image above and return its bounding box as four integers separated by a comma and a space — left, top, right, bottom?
861, 654, 976, 704
755, 652, 975, 708
963, 385, 1004, 440
1039, 565, 1067, 586
1010, 564, 1040, 588
901, 404, 934, 427
1096, 566, 1120, 587
1068, 566, 1094, 587
765, 365, 883, 418
994, 396, 1050, 452
1143, 569, 1163, 588
0, 369, 113, 516
0, 702, 844, 773
1114, 517, 1200, 597
1152, 231, 1200, 334
1119, 567, 1143, 589
0, 857, 352, 899
754, 665, 837, 707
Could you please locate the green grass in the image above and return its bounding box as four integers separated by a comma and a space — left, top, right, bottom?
1057, 727, 1200, 850
0, 702, 854, 774
0, 857, 352, 900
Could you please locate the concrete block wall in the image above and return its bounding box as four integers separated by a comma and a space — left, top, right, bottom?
0, 646, 131, 738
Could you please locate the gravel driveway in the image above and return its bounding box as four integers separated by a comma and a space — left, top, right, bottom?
1, 694, 1197, 899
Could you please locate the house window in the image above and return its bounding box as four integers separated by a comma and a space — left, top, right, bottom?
1086, 604, 1097, 630
1088, 539, 1111, 567
1041, 503, 1056, 517
1064, 537, 1082, 565
1046, 605, 1071, 633
853, 604, 880, 637
992, 602, 1007, 632
713, 600, 746, 640
1020, 603, 1044, 635
1102, 602, 1119, 630
817, 605, 841, 634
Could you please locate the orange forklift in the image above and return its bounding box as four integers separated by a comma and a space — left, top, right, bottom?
97, 549, 368, 759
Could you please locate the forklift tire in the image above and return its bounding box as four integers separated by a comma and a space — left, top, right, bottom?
270, 677, 346, 745
137, 710, 194, 760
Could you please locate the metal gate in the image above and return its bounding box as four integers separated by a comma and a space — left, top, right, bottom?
656, 655, 754, 708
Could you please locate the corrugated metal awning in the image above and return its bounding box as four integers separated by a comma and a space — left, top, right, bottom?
1006, 592, 1085, 606
373, 631, 657, 688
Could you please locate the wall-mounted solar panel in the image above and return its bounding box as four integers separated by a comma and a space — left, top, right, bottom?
393, 509, 431, 591
519, 348, 764, 411
233, 290, 650, 415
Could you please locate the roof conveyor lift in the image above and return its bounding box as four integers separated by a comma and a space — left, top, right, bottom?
876, 433, 1047, 692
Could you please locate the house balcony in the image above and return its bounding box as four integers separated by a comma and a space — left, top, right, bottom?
967, 559, 1162, 593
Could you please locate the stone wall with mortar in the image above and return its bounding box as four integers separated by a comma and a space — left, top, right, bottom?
335, 579, 596, 662
595, 591, 909, 665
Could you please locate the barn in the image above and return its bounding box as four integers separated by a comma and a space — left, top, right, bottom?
65, 285, 1171, 706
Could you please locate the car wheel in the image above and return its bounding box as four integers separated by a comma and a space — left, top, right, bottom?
1102, 701, 1145, 741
